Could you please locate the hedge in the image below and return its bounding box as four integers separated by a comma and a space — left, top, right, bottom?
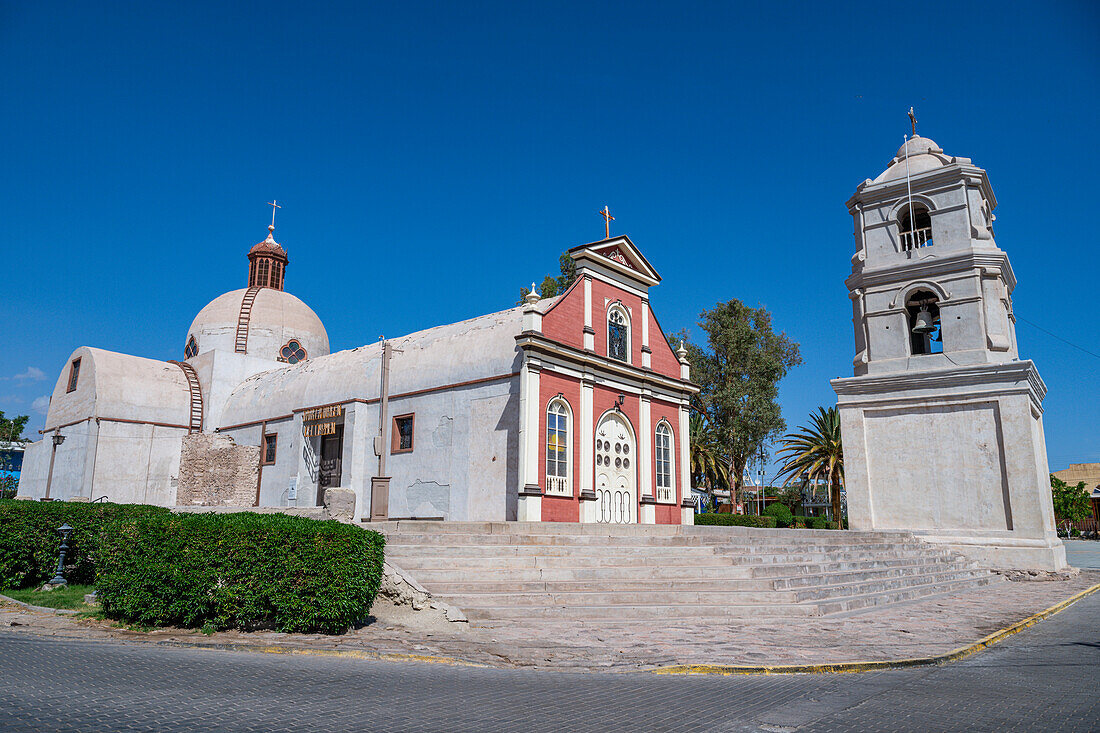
694, 513, 778, 529
0, 500, 170, 589
762, 503, 793, 528
96, 511, 385, 634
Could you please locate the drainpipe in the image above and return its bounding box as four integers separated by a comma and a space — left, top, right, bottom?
44, 432, 65, 500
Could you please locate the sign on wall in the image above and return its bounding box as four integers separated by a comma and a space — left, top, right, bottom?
302, 405, 344, 438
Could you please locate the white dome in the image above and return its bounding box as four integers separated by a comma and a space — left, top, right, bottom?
186, 288, 329, 363
874, 135, 952, 183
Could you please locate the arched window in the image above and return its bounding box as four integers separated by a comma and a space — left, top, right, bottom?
899, 204, 933, 251
905, 289, 943, 355
279, 339, 308, 364
546, 398, 572, 495
608, 303, 630, 363
184, 335, 199, 360
655, 421, 674, 502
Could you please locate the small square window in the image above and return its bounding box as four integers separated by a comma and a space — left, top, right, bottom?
66, 358, 81, 393
262, 434, 277, 465
392, 414, 415, 453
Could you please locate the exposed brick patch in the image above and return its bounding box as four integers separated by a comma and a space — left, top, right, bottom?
177, 433, 258, 506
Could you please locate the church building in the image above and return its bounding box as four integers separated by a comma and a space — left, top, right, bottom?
18, 220, 698, 525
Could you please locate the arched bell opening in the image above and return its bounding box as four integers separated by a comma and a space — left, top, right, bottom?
899, 204, 933, 251
905, 289, 942, 355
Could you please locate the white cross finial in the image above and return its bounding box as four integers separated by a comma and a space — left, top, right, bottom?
267, 200, 281, 228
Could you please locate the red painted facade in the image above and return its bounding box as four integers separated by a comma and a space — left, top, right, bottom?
528, 238, 692, 525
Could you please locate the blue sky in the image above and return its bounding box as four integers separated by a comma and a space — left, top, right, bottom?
4, 2, 1098, 473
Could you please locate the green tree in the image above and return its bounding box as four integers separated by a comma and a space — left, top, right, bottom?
0, 411, 29, 444
683, 300, 802, 509
775, 406, 846, 528
689, 413, 730, 510
519, 252, 578, 302
1050, 475, 1092, 527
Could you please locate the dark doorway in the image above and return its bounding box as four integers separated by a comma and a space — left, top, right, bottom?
318, 424, 344, 504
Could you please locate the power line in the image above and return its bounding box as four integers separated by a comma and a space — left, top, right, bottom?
1017, 316, 1100, 361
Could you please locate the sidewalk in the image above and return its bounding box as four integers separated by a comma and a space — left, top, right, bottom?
3, 571, 1098, 672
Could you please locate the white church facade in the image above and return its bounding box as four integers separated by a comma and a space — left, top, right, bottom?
19, 223, 698, 525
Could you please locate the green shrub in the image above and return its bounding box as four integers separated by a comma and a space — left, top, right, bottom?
96, 512, 385, 634
693, 513, 777, 529
824, 520, 839, 530
0, 500, 170, 589
808, 517, 828, 530
762, 502, 793, 528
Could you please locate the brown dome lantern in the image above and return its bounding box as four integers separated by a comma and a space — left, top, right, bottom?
248, 224, 288, 290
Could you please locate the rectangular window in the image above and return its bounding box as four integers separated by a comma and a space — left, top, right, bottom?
263, 434, 277, 465
66, 358, 81, 393
392, 414, 415, 453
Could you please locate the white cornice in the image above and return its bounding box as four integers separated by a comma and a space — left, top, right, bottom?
831, 360, 1046, 411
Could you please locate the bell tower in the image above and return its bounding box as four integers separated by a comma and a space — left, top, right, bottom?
831, 126, 1065, 571
844, 134, 1017, 376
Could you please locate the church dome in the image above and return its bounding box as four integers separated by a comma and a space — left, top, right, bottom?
873, 135, 953, 183
185, 287, 329, 363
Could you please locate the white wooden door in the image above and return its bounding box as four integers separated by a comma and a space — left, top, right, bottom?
595, 413, 636, 524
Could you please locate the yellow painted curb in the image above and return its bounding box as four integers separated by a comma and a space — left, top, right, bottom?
651, 581, 1100, 676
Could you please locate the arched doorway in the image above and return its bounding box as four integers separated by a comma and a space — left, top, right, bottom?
595, 412, 636, 524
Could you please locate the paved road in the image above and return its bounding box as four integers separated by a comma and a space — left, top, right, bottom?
2, 591, 1099, 733
1065, 539, 1100, 569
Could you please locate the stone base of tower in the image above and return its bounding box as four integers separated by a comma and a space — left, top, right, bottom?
832, 360, 1067, 571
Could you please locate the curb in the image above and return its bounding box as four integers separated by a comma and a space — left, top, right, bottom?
651, 581, 1100, 675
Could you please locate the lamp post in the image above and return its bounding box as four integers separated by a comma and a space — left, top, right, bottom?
47, 523, 73, 587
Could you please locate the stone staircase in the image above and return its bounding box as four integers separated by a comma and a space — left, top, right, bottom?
377, 521, 1004, 624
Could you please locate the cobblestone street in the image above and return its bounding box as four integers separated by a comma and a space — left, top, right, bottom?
3, 588, 1099, 732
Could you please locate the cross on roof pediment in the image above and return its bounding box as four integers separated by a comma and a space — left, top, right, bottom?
568, 235, 661, 287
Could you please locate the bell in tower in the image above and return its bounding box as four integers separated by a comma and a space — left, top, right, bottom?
831, 120, 1065, 571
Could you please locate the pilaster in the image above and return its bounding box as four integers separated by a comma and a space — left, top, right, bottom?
639, 392, 653, 498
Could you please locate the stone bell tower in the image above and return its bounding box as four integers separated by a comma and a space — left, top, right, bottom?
831, 130, 1065, 570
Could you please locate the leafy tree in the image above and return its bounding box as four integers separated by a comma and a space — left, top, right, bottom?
775, 406, 845, 527
777, 485, 803, 515
689, 413, 730, 511
519, 252, 578, 302
682, 300, 802, 509
0, 411, 29, 444
1050, 475, 1092, 527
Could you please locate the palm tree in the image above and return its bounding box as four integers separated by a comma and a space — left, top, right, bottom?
774, 406, 845, 527
690, 413, 730, 511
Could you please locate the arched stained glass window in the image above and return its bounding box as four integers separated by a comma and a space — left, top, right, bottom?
608, 304, 629, 363
546, 398, 571, 495
184, 336, 199, 360
655, 421, 674, 503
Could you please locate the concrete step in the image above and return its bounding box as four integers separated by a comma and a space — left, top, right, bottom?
815, 574, 1004, 615
419, 562, 985, 594
399, 564, 758, 583
789, 568, 996, 603
461, 602, 822, 621
748, 555, 969, 578
383, 532, 926, 550
377, 520, 914, 542
390, 555, 741, 571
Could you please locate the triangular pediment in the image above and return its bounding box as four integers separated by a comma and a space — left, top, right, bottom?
568, 235, 661, 287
